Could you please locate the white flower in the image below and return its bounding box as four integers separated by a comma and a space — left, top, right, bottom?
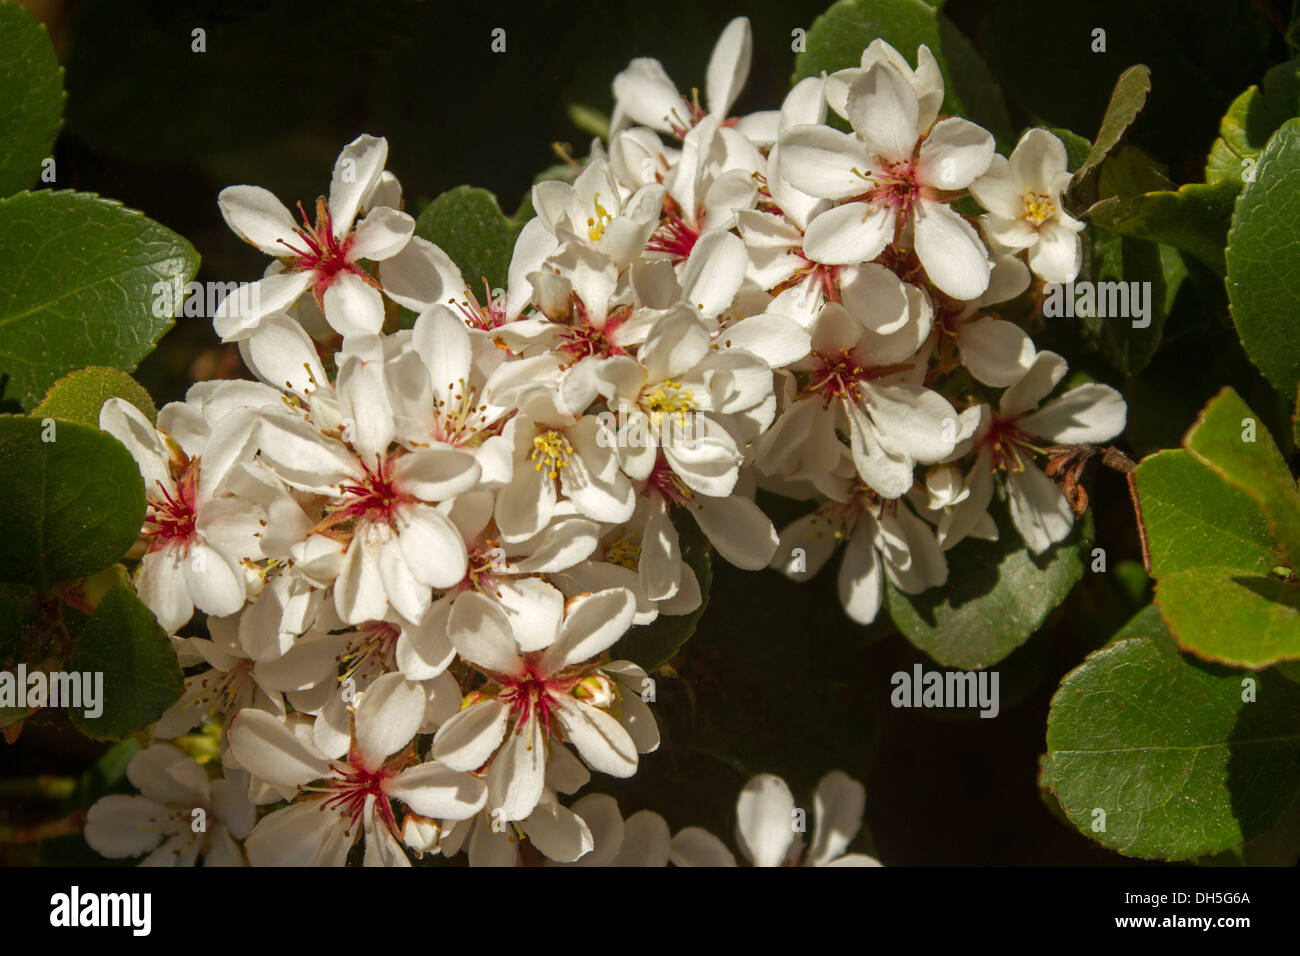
780, 62, 995, 300
551, 794, 672, 866
253, 361, 480, 624
757, 301, 957, 499
612, 16, 752, 136
970, 128, 1085, 283
216, 134, 415, 340
670, 771, 881, 866
954, 351, 1126, 553
228, 673, 486, 866
85, 744, 255, 866
100, 398, 264, 634
531, 160, 665, 268
430, 587, 656, 822
771, 478, 947, 624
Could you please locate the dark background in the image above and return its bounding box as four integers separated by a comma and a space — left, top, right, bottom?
1, 0, 1295, 865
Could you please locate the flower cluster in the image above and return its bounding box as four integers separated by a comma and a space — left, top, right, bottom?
85, 17, 1123, 866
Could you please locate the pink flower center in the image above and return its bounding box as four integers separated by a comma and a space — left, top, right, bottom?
499, 669, 566, 740
647, 207, 700, 264
337, 457, 411, 527
982, 417, 1036, 472
454, 280, 508, 331
143, 465, 199, 552
868, 159, 925, 215
556, 299, 630, 364
321, 759, 399, 837
647, 456, 693, 506
282, 197, 374, 300
807, 349, 867, 405
458, 544, 504, 596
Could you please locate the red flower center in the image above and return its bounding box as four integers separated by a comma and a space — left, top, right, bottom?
143, 464, 199, 552
282, 197, 375, 301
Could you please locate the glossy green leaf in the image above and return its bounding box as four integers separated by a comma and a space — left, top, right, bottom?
0, 191, 199, 409
1156, 566, 1300, 667
414, 186, 525, 295
0, 415, 145, 592
1183, 387, 1300, 568
884, 511, 1087, 669
1226, 118, 1300, 401
35, 367, 157, 427
1043, 625, 1300, 860
66, 584, 183, 740
0, 2, 64, 197
1134, 449, 1279, 578
1206, 57, 1300, 186
1069, 65, 1151, 206
1087, 179, 1237, 274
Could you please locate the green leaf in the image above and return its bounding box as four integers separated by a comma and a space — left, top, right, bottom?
1069, 65, 1152, 207
0, 2, 64, 197
1183, 387, 1300, 569
1107, 602, 1167, 644
0, 415, 145, 592
413, 186, 525, 295
610, 516, 712, 671
1088, 179, 1238, 274
1207, 57, 1300, 186
884, 510, 1087, 669
1043, 625, 1300, 860
1134, 449, 1279, 578
793, 0, 1011, 144
1226, 118, 1300, 400
66, 585, 183, 740
1080, 229, 1167, 374
35, 367, 156, 427
0, 581, 35, 664
1156, 566, 1300, 667
0, 191, 199, 410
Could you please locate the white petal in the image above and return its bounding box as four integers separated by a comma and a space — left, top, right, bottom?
913, 199, 990, 301
323, 272, 385, 337
917, 118, 995, 190
1019, 383, 1127, 444
218, 185, 301, 256
552, 696, 638, 778
778, 125, 874, 200
847, 64, 918, 162
350, 206, 415, 262
958, 316, 1037, 387
227, 709, 331, 788
809, 770, 866, 867
431, 699, 511, 771
329, 134, 388, 235
447, 591, 525, 675
386, 762, 487, 820
705, 17, 752, 116
688, 494, 777, 570
803, 201, 894, 265
542, 588, 636, 671
736, 773, 797, 867
1007, 461, 1074, 554
670, 827, 737, 866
